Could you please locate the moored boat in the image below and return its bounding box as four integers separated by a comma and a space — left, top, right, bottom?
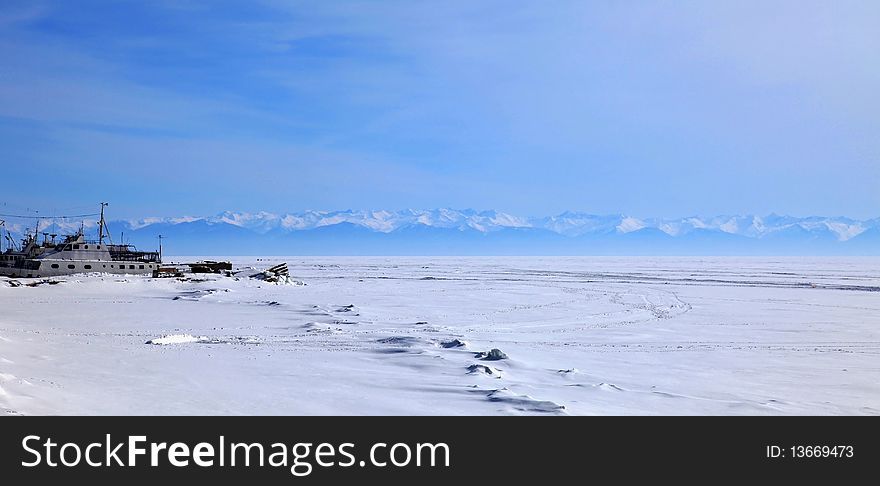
0, 203, 161, 278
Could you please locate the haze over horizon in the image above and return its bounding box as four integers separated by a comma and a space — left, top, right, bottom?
1, 1, 878, 220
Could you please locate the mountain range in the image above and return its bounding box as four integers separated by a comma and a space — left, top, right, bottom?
6, 209, 879, 255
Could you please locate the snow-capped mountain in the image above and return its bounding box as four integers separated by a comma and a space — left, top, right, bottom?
120, 210, 875, 241
4, 209, 877, 255
126, 209, 534, 235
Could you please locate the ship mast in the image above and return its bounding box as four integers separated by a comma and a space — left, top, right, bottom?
99, 202, 109, 244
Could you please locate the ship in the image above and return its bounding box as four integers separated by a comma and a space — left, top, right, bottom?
0, 203, 162, 278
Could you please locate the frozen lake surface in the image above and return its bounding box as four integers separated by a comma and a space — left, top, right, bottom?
2, 257, 879, 415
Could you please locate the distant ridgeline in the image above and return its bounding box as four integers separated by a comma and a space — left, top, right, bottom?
9, 210, 879, 256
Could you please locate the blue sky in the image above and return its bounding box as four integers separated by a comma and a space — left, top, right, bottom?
1, 0, 878, 219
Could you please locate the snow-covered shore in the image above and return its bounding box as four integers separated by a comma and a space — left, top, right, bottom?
2, 257, 878, 415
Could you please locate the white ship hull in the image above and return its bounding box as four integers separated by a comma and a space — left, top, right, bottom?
1, 259, 158, 278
